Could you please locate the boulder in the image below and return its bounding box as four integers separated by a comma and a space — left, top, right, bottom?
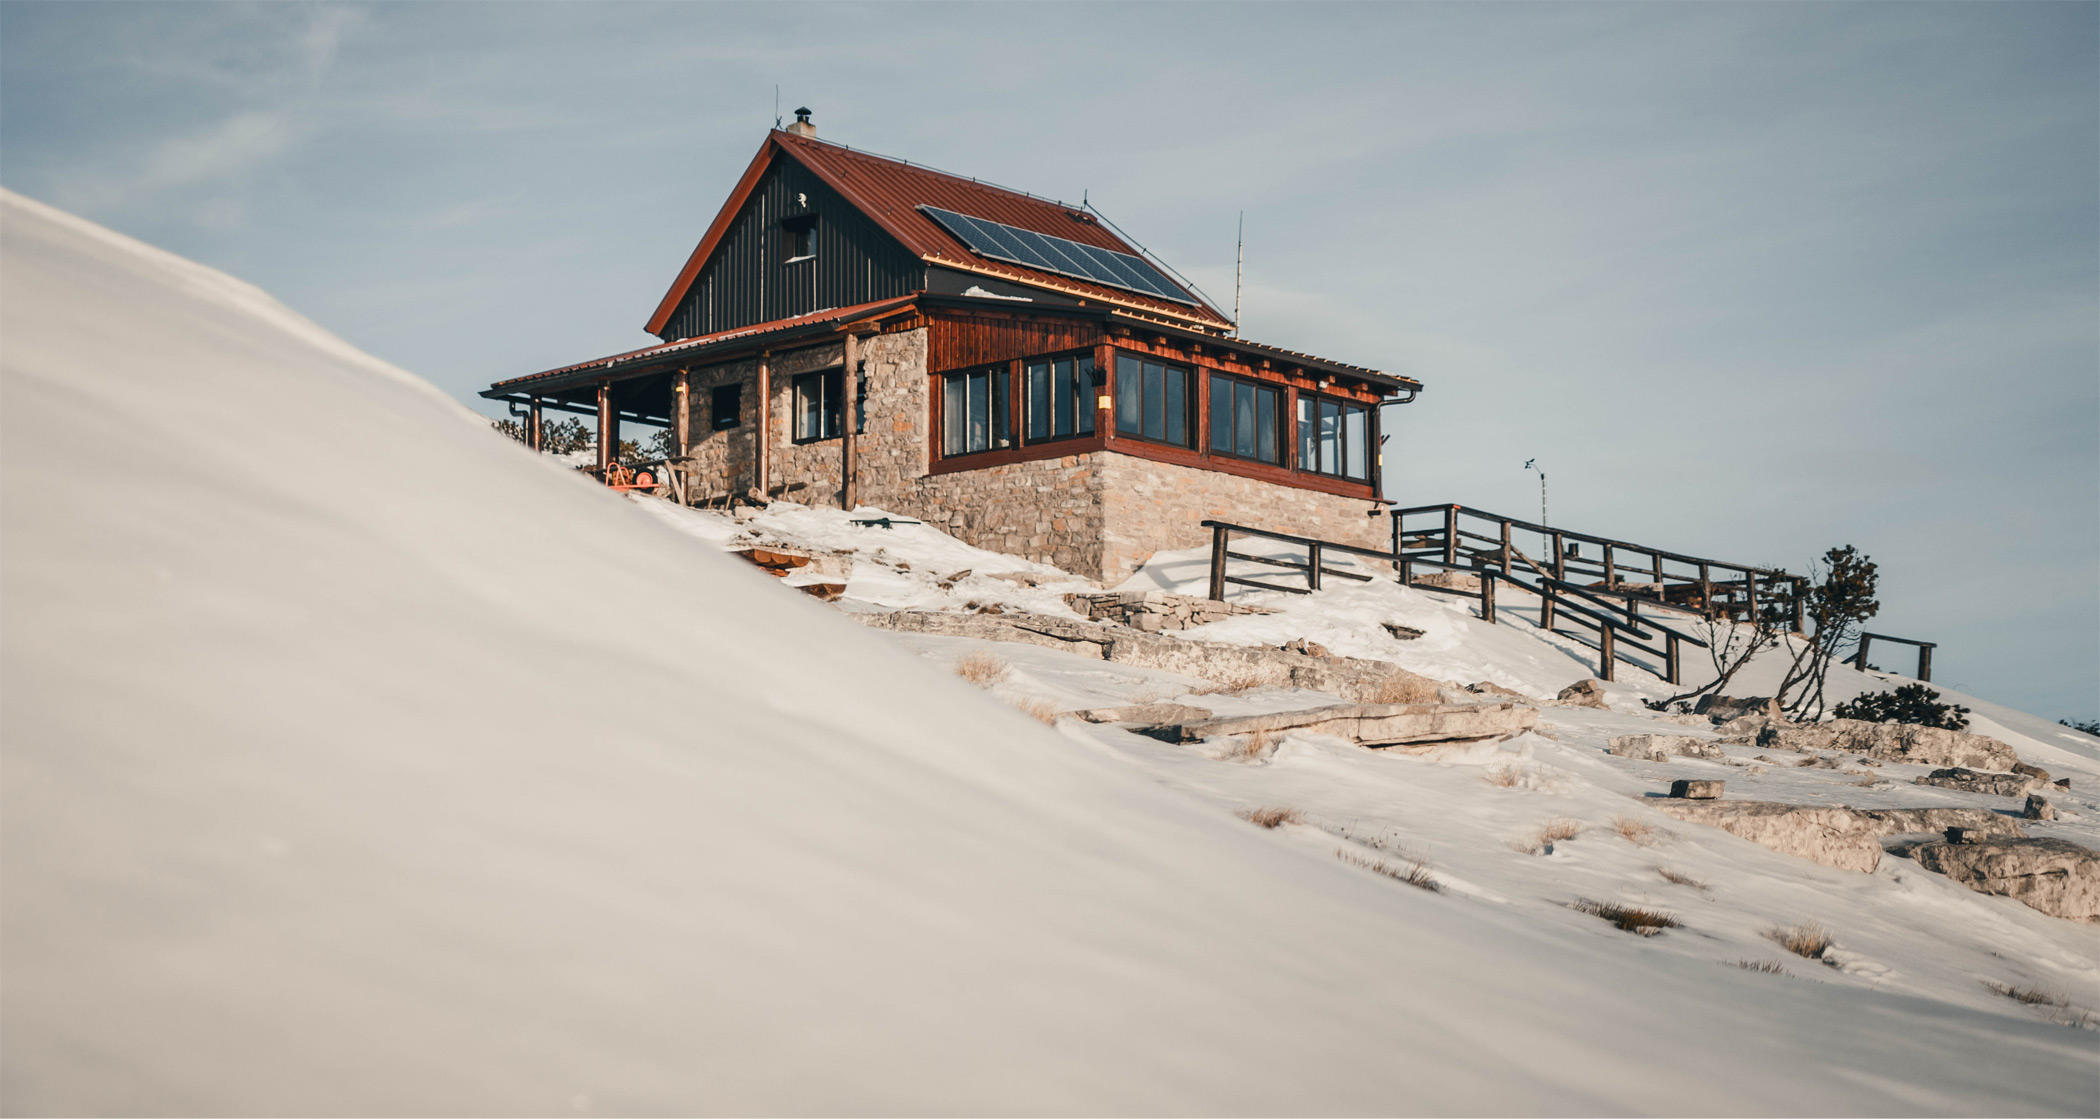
1914, 768, 2041, 798
1911, 837, 2100, 922
1139, 701, 1539, 750
1070, 702, 1216, 726
1557, 679, 1609, 709
1609, 734, 1724, 761
1279, 638, 1332, 658
2012, 761, 2052, 785
1414, 570, 1481, 592
1696, 694, 1778, 722
1758, 719, 2018, 770
1382, 623, 1425, 641
1669, 779, 1725, 800
2023, 795, 2057, 822
1654, 800, 2028, 873
1714, 714, 1784, 739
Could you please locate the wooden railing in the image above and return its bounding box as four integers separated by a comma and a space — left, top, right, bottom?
1386, 503, 1805, 630
1854, 632, 1936, 682
1200, 519, 1711, 683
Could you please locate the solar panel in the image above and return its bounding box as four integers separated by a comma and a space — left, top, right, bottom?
920, 206, 1197, 306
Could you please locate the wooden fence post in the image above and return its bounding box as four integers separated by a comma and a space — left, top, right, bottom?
1698, 562, 1712, 617
1444, 505, 1459, 567
595, 383, 613, 479
1389, 512, 1401, 579
1599, 625, 1616, 682
1603, 543, 1617, 589
1553, 532, 1566, 581
1854, 633, 1873, 672
1500, 520, 1512, 573
1665, 632, 1681, 685
1540, 589, 1557, 632
1918, 644, 1933, 682
528, 397, 544, 452
1481, 571, 1496, 624
1744, 570, 1758, 623
1208, 525, 1229, 602
1792, 579, 1806, 633
1307, 543, 1323, 592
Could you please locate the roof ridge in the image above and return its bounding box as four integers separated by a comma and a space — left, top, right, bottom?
773, 131, 1085, 217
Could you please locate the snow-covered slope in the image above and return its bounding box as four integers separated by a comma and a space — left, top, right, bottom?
2, 190, 2092, 1115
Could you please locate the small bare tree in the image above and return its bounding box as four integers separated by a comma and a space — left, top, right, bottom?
1650, 602, 1785, 711
1777, 546, 1879, 721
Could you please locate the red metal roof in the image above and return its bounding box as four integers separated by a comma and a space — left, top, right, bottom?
645, 132, 1234, 337
494, 298, 913, 392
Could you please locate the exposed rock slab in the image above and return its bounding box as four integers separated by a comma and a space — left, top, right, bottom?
1756, 719, 2018, 770
1696, 694, 1779, 721
1069, 702, 1216, 725
1913, 767, 2041, 798
856, 610, 1443, 703
1609, 734, 1724, 761
1139, 701, 1538, 749
1911, 837, 2100, 922
1654, 800, 2028, 873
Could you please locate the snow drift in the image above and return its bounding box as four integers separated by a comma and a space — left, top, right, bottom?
1, 190, 2091, 1115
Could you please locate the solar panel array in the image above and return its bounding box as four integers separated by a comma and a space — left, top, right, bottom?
918, 206, 1196, 306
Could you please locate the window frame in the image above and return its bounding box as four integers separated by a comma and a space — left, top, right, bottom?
1111, 351, 1197, 450
1295, 389, 1372, 481
710, 383, 743, 431
1022, 350, 1100, 446
1206, 371, 1284, 466
781, 214, 817, 264
938, 362, 1014, 459
791, 367, 843, 444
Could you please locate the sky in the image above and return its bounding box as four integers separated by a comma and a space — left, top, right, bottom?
2, 2, 2093, 720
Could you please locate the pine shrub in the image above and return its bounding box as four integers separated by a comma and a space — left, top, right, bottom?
1832, 683, 1969, 730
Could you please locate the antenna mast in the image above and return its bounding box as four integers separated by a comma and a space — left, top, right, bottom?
774, 86, 781, 129
1232, 212, 1244, 337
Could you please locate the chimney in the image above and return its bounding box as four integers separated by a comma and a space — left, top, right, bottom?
785, 107, 816, 137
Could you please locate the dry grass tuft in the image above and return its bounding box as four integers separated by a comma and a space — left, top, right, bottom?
1222, 728, 1276, 762
1612, 815, 1664, 846
1766, 921, 1834, 960
1657, 866, 1708, 890
1571, 898, 1680, 936
1482, 765, 1524, 788
1238, 806, 1300, 829
1370, 672, 1441, 705
1339, 850, 1442, 892
1514, 817, 1584, 853
953, 651, 1010, 687
1984, 981, 2069, 1007
1191, 670, 1269, 696
1736, 959, 1788, 975
1012, 697, 1061, 725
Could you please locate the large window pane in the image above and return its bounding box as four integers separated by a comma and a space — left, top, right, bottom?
1256, 388, 1277, 463
1344, 404, 1369, 480
1115, 354, 1142, 434
1319, 398, 1341, 473
1298, 396, 1316, 469
1209, 374, 1230, 454
1027, 361, 1051, 441
944, 375, 966, 455
1233, 382, 1255, 458
966, 371, 987, 453
1142, 362, 1164, 440
1075, 357, 1096, 434
1052, 359, 1073, 436
1164, 366, 1186, 445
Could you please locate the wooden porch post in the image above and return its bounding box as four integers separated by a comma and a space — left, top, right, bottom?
1443, 505, 1458, 567
1854, 634, 1873, 672
1602, 543, 1617, 589
528, 397, 544, 452
841, 332, 859, 511
595, 383, 613, 478
755, 353, 770, 501
1208, 524, 1229, 602
1480, 571, 1496, 624
1917, 644, 1933, 682
673, 369, 691, 457
1599, 625, 1616, 682
1665, 632, 1681, 685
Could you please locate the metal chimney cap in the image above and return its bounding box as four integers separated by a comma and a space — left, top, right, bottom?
786, 107, 816, 136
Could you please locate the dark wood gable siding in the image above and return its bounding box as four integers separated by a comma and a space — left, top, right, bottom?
657, 157, 924, 341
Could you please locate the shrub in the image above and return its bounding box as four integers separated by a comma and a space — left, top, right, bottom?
1513, 818, 1583, 855
1011, 697, 1060, 725
1238, 806, 1300, 829
1482, 765, 1523, 788
1339, 850, 1441, 892
2061, 718, 2100, 737
1736, 959, 1787, 975
953, 652, 1009, 687
1983, 981, 2067, 1007
1766, 921, 1834, 960
1571, 899, 1679, 936
1611, 816, 1665, 846
1833, 683, 1970, 730
1657, 867, 1707, 890
1370, 672, 1439, 705
1223, 729, 1275, 762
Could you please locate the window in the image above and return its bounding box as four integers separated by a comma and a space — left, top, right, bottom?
1113, 353, 1193, 447
792, 368, 842, 443
1025, 355, 1098, 442
782, 215, 815, 262
941, 366, 1010, 456
710, 383, 742, 430
1208, 374, 1281, 464
1297, 393, 1372, 481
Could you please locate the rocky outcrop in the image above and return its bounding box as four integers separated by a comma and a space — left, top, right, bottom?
1911, 837, 2100, 923
1070, 702, 1216, 725
2023, 795, 2057, 822
1064, 590, 1271, 633
2013, 761, 2052, 784
1608, 734, 1724, 761
1654, 800, 2028, 873
1696, 694, 1778, 722
857, 610, 1443, 703
1557, 679, 1609, 708
1755, 719, 2018, 770
1913, 767, 2042, 797
1138, 701, 1539, 749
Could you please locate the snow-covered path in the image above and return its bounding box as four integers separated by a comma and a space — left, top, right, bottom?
3, 190, 2093, 1114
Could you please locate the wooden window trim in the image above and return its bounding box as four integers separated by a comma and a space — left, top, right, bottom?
1021, 348, 1101, 448
1207, 370, 1286, 467
931, 360, 1018, 462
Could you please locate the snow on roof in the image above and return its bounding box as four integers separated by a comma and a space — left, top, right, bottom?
2, 189, 2091, 1114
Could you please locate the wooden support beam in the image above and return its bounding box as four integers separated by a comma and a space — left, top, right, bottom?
528, 397, 544, 452
1481, 571, 1496, 624
1599, 625, 1616, 682
841, 332, 859, 511
1665, 632, 1680, 685
755, 354, 771, 500
595, 383, 613, 477
1918, 644, 1932, 682
1854, 633, 1874, 672
1208, 524, 1229, 602
1444, 506, 1459, 567
1602, 543, 1617, 589
672, 370, 691, 458
1307, 543, 1323, 591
